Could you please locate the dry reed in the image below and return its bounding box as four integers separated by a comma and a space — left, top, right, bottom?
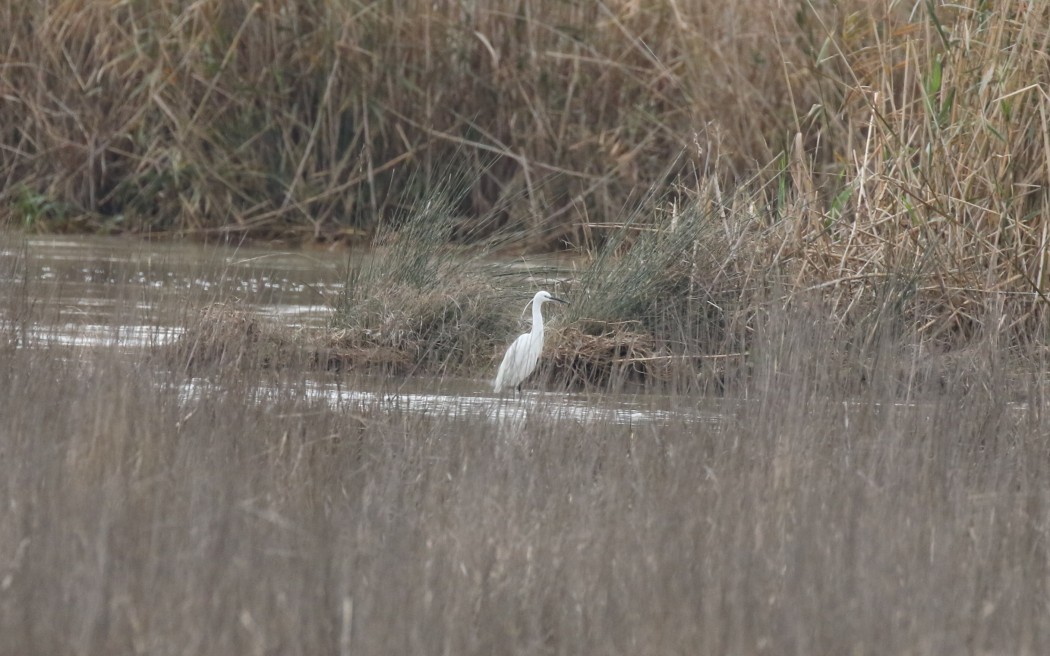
3, 269, 1050, 654
5, 0, 1050, 359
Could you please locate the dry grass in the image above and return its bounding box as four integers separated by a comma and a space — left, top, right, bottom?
2, 1, 1045, 246
762, 0, 1050, 348
2, 0, 724, 242
4, 274, 1050, 655
166, 302, 311, 372
327, 190, 528, 376
167, 185, 1050, 389
546, 324, 666, 391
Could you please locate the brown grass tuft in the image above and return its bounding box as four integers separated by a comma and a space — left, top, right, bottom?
547, 324, 666, 390
165, 302, 309, 372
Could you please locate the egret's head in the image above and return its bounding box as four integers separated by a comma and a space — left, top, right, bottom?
535, 290, 568, 305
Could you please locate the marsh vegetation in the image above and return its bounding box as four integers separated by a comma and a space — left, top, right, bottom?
4, 0, 1050, 358
3, 247, 1050, 654
3, 0, 1050, 652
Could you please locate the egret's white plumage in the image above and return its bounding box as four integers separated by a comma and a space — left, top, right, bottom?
493, 290, 568, 393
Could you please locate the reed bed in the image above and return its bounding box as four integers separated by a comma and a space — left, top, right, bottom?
4, 0, 1049, 355
3, 267, 1050, 655
325, 187, 528, 376
156, 181, 1050, 392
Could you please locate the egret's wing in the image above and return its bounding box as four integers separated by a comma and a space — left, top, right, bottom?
493, 332, 531, 392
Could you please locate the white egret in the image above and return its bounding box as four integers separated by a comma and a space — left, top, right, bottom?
493, 290, 568, 393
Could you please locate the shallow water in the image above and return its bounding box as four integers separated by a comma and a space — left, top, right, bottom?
1, 235, 343, 346
2, 234, 711, 425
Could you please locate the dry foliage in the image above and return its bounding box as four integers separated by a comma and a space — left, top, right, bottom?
164, 302, 311, 372
2, 2, 1044, 245
4, 284, 1050, 654
546, 324, 667, 390
4, 0, 1050, 354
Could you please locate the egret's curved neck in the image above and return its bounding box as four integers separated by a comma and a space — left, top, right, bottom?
531, 299, 545, 335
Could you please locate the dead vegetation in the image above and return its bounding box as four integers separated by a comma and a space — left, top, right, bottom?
546, 324, 668, 390
14, 0, 1048, 385
162, 177, 1050, 391
167, 303, 309, 372
3, 1, 1047, 261
5, 282, 1050, 654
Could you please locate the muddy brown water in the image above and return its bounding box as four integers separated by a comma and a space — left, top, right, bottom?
2, 234, 712, 426
1, 235, 341, 345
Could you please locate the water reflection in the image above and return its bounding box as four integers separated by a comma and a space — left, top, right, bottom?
304, 382, 712, 426
1, 235, 343, 348
175, 375, 715, 427
20, 322, 182, 349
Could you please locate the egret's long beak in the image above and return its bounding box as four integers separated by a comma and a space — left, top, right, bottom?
550, 296, 569, 305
